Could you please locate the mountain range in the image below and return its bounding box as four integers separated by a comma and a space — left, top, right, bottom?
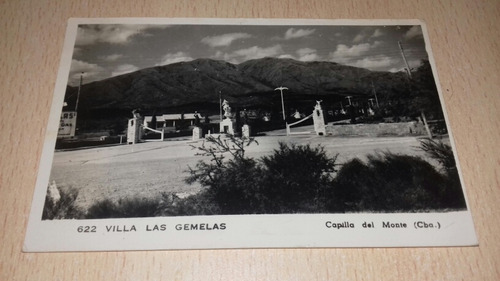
64, 57, 412, 132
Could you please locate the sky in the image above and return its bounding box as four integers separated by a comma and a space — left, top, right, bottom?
68, 23, 429, 86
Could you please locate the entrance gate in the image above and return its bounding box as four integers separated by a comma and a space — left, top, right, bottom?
286, 113, 314, 135
286, 101, 326, 136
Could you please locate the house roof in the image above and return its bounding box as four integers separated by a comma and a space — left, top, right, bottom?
143, 113, 202, 123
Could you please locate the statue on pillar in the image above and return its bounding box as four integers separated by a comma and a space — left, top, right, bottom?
132, 109, 141, 119
313, 100, 326, 136
222, 99, 232, 119
220, 100, 235, 135
128, 109, 144, 144
315, 100, 323, 111
194, 111, 201, 126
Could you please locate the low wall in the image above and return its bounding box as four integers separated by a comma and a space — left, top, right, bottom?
326, 121, 427, 137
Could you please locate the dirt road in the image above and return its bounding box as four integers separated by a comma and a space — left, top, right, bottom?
49, 134, 438, 209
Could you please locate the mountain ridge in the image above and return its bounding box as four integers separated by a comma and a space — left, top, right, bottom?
63, 57, 415, 132
66, 57, 406, 111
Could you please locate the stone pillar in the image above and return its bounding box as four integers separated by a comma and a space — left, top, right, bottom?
242, 124, 251, 138
220, 100, 235, 135
127, 116, 143, 144
313, 102, 326, 136
219, 118, 235, 135
192, 127, 202, 141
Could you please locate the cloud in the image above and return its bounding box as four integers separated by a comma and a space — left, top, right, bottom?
216, 45, 319, 63
407, 59, 423, 70
331, 43, 371, 61
353, 29, 384, 42
387, 59, 422, 73
278, 54, 296, 60
68, 59, 105, 85
352, 33, 366, 43
371, 29, 384, 38
330, 41, 382, 63
76, 24, 163, 45
72, 47, 82, 56
201, 33, 252, 47
156, 51, 194, 66
296, 48, 319, 62
101, 54, 123, 61
348, 55, 398, 69
216, 45, 284, 63
284, 28, 315, 40
234, 45, 283, 61
329, 41, 395, 70
404, 26, 423, 40
111, 64, 139, 77
213, 51, 230, 61
70, 59, 104, 73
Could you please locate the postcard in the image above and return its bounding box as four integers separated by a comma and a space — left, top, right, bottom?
24, 18, 477, 252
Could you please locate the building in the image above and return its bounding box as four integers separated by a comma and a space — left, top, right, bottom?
143, 113, 202, 131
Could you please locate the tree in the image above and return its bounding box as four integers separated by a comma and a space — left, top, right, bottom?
260, 143, 338, 212
408, 59, 445, 120
333, 153, 447, 212
186, 135, 262, 214
186, 136, 339, 214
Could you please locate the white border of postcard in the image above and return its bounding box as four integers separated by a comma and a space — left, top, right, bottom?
24, 18, 477, 252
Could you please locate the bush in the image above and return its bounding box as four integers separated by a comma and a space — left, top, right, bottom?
76, 136, 467, 218
156, 192, 221, 216
419, 138, 455, 171
186, 136, 339, 214
418, 138, 466, 208
187, 158, 264, 214
329, 158, 371, 212
86, 197, 160, 219
42, 183, 83, 220
185, 135, 264, 214
46, 135, 468, 219
332, 152, 465, 212
260, 142, 338, 213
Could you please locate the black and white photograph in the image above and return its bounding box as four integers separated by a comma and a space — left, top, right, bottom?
24, 18, 477, 251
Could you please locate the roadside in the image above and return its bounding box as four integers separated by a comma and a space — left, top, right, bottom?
48, 133, 441, 210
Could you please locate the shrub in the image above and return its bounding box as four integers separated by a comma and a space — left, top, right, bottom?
260, 142, 338, 213
329, 158, 371, 212
185, 135, 265, 214
332, 152, 464, 213
185, 136, 339, 214
187, 155, 263, 214
156, 192, 221, 216
184, 136, 467, 215
42, 183, 83, 220
86, 197, 160, 219
418, 138, 466, 208
419, 138, 455, 171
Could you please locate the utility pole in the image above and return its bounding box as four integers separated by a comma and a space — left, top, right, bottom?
75, 72, 83, 112
371, 81, 380, 108
275, 86, 288, 121
398, 41, 412, 79
219, 91, 222, 121
398, 42, 432, 138
73, 72, 84, 137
